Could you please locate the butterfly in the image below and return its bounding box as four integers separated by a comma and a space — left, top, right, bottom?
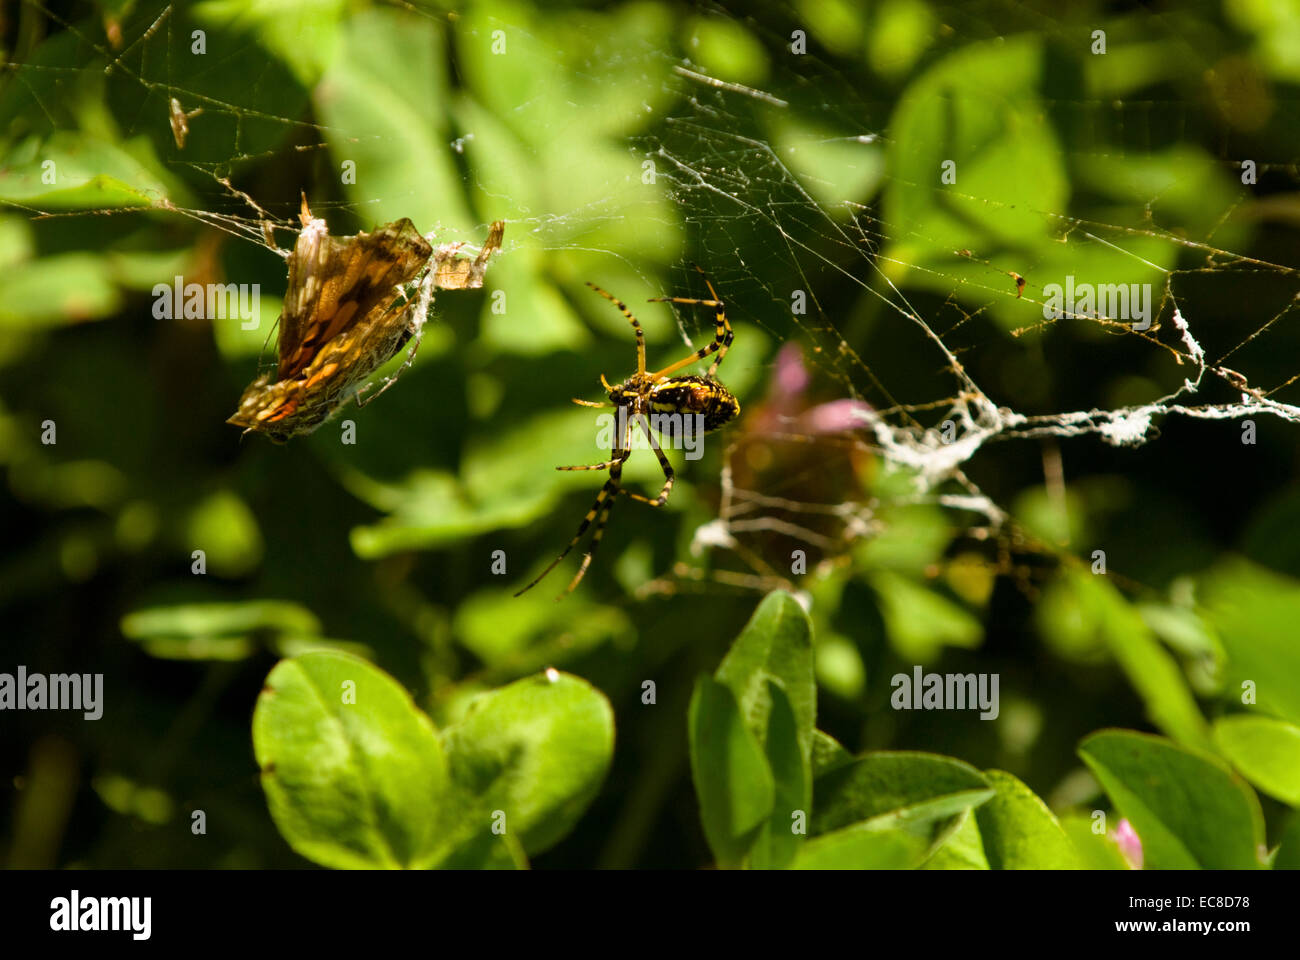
228, 197, 503, 443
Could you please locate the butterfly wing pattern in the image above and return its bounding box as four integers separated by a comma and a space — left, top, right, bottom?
228, 200, 503, 443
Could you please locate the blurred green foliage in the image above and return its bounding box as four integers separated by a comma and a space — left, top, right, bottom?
3, 0, 1300, 868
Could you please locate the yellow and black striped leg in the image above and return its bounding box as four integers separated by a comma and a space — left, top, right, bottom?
515, 416, 632, 598
513, 472, 622, 598
587, 281, 646, 375
621, 414, 675, 508
647, 270, 733, 379
556, 408, 630, 470
560, 457, 622, 597
556, 452, 629, 472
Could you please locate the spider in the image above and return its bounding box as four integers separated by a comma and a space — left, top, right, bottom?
515, 267, 741, 599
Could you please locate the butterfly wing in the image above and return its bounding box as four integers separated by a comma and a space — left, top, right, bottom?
430, 219, 506, 291
276, 217, 432, 380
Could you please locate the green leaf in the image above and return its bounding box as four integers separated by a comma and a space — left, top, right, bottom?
1041, 568, 1211, 750
314, 8, 470, 232
0, 253, 121, 328
1079, 729, 1266, 870
748, 682, 808, 869
1276, 813, 1300, 870
867, 0, 936, 78
478, 256, 590, 356
185, 489, 263, 578
452, 587, 631, 670
884, 35, 1069, 324
121, 600, 333, 661
0, 134, 171, 210
1059, 813, 1131, 870
1077, 146, 1248, 250
685, 16, 770, 86
706, 591, 815, 868
450, 96, 541, 229
973, 770, 1082, 869
252, 652, 449, 869
854, 500, 950, 575
440, 671, 615, 857
348, 468, 555, 558
688, 675, 775, 868
194, 0, 346, 88
773, 116, 885, 210
812, 751, 994, 838
1137, 601, 1225, 694
811, 729, 854, 778
866, 570, 983, 662
920, 807, 989, 870
793, 0, 865, 57
1199, 558, 1300, 725
790, 821, 927, 869
456, 2, 675, 146
814, 632, 867, 699
1212, 715, 1300, 806
435, 829, 529, 870
715, 590, 816, 762
1012, 485, 1085, 551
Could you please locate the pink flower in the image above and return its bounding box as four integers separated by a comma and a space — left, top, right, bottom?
1114, 819, 1143, 869
774, 342, 810, 400
754, 343, 871, 435
799, 397, 871, 434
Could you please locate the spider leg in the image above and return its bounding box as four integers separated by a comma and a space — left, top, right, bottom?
587, 282, 646, 374
572, 398, 611, 408
621, 414, 675, 507
512, 472, 622, 597
560, 462, 620, 598
557, 409, 631, 470
515, 416, 633, 598
646, 270, 732, 379
557, 457, 626, 471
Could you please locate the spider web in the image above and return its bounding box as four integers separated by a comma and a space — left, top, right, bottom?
6, 0, 1299, 598
632, 9, 1300, 595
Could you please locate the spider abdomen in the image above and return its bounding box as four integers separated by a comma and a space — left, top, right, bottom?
648, 375, 740, 432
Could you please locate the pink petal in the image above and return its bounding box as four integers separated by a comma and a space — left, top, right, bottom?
799, 398, 872, 434
1114, 819, 1143, 869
